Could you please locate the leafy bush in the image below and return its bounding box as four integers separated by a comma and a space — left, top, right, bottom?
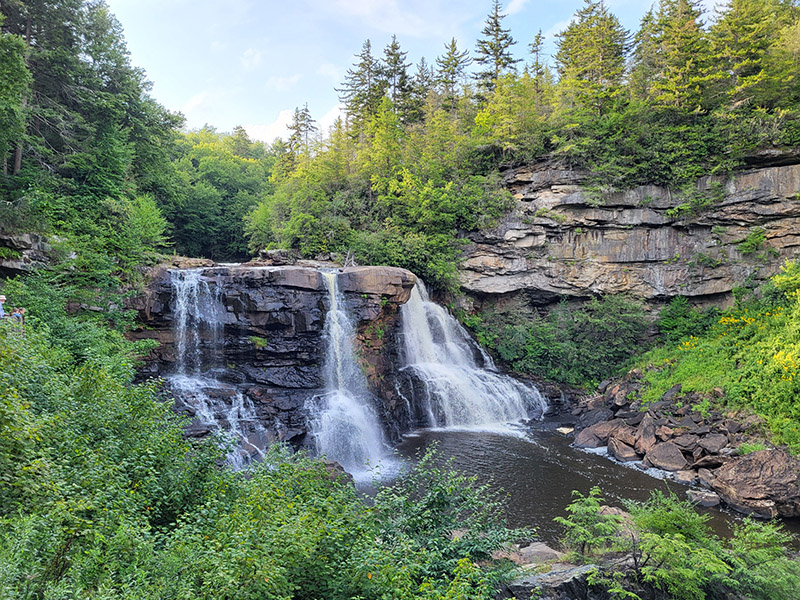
464, 295, 648, 387
657, 296, 720, 343
558, 488, 800, 600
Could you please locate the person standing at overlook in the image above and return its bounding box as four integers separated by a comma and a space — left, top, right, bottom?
0, 294, 6, 319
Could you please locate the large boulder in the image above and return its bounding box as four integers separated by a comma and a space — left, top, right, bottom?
712, 449, 800, 518
645, 442, 688, 471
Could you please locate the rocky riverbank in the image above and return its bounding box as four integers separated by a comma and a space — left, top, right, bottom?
569, 370, 800, 518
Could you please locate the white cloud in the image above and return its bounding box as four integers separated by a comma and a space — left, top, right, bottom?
243, 109, 294, 143
318, 104, 343, 134
506, 0, 528, 15
182, 91, 211, 115
265, 73, 302, 91
240, 48, 263, 70
210, 40, 226, 52
317, 62, 342, 82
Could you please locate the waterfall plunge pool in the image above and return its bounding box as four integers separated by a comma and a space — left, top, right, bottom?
390, 425, 800, 547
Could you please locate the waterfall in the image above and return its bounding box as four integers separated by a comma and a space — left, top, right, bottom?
169, 269, 268, 469
307, 272, 390, 479
399, 282, 546, 429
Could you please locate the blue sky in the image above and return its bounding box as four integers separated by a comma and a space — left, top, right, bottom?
105, 0, 718, 143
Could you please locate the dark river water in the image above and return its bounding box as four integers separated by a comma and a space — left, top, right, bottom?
391, 426, 800, 546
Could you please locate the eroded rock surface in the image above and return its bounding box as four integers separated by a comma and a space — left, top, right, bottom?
712, 449, 800, 518
128, 264, 416, 446
461, 162, 800, 303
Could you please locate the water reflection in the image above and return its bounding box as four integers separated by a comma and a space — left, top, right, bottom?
395, 428, 800, 546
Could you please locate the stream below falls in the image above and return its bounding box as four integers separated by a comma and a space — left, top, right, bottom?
393, 426, 800, 546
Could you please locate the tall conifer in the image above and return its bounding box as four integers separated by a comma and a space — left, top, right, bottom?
474, 0, 520, 96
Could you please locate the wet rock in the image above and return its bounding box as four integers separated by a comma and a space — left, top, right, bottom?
609, 438, 639, 462
583, 420, 625, 443
687, 490, 721, 507
699, 433, 729, 454
574, 428, 603, 449
712, 449, 800, 518
645, 442, 688, 471
693, 455, 729, 469
610, 424, 638, 447
697, 468, 716, 489
674, 469, 697, 485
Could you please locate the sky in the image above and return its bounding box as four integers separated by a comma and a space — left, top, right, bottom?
104, 0, 719, 144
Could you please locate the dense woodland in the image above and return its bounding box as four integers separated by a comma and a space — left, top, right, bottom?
2, 0, 800, 290
3, 1, 800, 598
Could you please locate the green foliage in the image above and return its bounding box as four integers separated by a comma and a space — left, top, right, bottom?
562, 488, 800, 600
738, 226, 768, 254
0, 287, 523, 599
657, 296, 720, 342
638, 261, 800, 452
464, 295, 648, 387
554, 487, 621, 558
737, 441, 767, 455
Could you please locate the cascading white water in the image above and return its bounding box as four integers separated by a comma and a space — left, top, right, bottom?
307, 272, 389, 478
169, 269, 268, 469
400, 282, 546, 429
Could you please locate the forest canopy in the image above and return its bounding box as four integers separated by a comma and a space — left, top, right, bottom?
2, 0, 799, 290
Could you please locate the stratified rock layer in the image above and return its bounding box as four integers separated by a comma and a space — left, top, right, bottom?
461, 163, 800, 302
128, 264, 416, 445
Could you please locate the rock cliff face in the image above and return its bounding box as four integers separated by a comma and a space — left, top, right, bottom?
0, 232, 50, 277
461, 163, 800, 304
128, 264, 416, 446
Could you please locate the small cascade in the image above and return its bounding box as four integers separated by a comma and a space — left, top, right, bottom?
168, 269, 269, 468
399, 282, 546, 429
307, 272, 389, 478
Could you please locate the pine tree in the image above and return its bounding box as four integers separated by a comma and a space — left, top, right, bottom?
527, 29, 547, 102
653, 0, 711, 111
474, 0, 520, 96
711, 0, 789, 107
628, 9, 662, 102
436, 37, 472, 112
405, 57, 435, 124
287, 103, 318, 158
555, 0, 629, 116
337, 39, 387, 130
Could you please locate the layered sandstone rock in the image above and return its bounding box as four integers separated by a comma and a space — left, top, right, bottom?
461, 162, 800, 303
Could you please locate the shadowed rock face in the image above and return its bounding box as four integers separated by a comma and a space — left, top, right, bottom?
461, 162, 800, 304
0, 232, 50, 277
128, 264, 416, 446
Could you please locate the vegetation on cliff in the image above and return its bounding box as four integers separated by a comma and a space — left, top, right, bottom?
634, 260, 800, 453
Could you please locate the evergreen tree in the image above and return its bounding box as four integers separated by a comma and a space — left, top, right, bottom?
652, 0, 711, 111
474, 0, 520, 96
381, 35, 410, 106
337, 39, 386, 130
287, 103, 318, 157
0, 17, 31, 174
555, 0, 629, 116
711, 0, 790, 107
527, 29, 547, 103
628, 9, 662, 102
406, 57, 435, 124
436, 37, 472, 110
